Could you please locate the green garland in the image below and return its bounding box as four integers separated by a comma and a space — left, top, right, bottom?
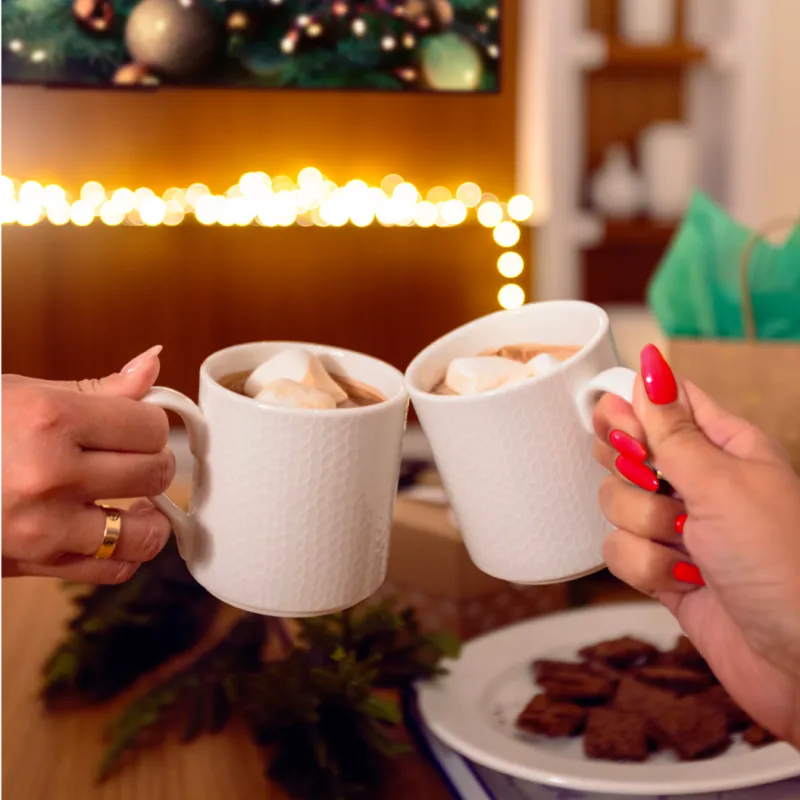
2, 0, 500, 89
41, 538, 459, 799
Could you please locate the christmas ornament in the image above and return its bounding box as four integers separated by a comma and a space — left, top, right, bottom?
226, 9, 251, 34
124, 0, 219, 81
404, 0, 453, 31
113, 62, 159, 85
420, 32, 482, 91
72, 0, 114, 33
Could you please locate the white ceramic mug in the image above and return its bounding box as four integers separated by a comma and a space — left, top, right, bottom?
142, 342, 409, 617
406, 301, 635, 585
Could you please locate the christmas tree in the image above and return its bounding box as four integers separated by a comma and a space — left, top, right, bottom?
1, 0, 500, 91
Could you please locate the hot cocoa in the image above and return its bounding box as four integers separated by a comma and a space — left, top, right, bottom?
431, 342, 581, 396
218, 347, 385, 410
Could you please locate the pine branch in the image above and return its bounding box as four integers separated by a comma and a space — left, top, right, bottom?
41, 537, 219, 709
98, 614, 267, 781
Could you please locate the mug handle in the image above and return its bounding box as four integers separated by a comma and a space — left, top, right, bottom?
573, 366, 636, 434
142, 387, 208, 561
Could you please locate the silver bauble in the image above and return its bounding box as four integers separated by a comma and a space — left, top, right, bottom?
125, 0, 218, 80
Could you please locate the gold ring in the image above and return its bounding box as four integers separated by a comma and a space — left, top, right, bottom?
94, 506, 122, 559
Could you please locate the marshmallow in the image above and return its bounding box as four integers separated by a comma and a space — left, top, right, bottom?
255, 379, 337, 410
444, 356, 530, 395
527, 353, 561, 376
244, 347, 348, 403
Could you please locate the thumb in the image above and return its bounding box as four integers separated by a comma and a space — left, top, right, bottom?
633, 344, 731, 498
56, 345, 163, 400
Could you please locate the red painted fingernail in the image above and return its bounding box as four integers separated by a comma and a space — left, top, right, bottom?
673, 561, 705, 586
615, 455, 659, 492
609, 430, 648, 462
675, 513, 687, 535
640, 344, 678, 405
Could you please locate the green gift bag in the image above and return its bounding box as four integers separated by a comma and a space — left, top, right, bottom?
648, 195, 800, 472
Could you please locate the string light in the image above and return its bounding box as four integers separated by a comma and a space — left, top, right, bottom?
493, 221, 521, 247
498, 284, 525, 310
497, 251, 524, 279
1, 170, 534, 307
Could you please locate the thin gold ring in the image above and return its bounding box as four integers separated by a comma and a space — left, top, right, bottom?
94, 506, 122, 559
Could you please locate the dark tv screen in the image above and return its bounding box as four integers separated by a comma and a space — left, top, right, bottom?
1, 0, 500, 91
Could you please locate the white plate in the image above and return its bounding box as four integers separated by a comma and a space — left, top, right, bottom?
417, 602, 800, 796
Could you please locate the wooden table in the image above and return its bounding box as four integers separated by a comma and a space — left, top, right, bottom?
2, 576, 451, 800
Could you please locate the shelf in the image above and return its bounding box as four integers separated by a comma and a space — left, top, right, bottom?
601, 219, 678, 247
594, 40, 708, 71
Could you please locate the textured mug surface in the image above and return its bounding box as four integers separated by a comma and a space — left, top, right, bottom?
406, 302, 630, 584
146, 342, 409, 617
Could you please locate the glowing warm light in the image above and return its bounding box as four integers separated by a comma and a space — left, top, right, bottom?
380, 174, 403, 195
1, 171, 533, 307
43, 184, 67, 207
413, 201, 438, 228
17, 200, 43, 226
0, 176, 16, 198
239, 172, 269, 197
47, 202, 71, 225
194, 194, 221, 225
440, 199, 467, 226
477, 201, 503, 227
456, 182, 482, 207
111, 188, 136, 213
19, 180, 44, 204
70, 200, 95, 226
298, 167, 323, 190
498, 283, 525, 309
81, 181, 106, 206
140, 197, 167, 226
186, 183, 211, 207
507, 194, 534, 221
497, 251, 524, 278
493, 221, 521, 247
100, 203, 126, 226
426, 186, 451, 204
392, 182, 418, 205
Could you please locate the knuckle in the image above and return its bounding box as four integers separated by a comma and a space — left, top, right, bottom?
107, 561, 139, 584
138, 514, 170, 561
15, 517, 55, 561
640, 497, 667, 538
597, 476, 619, 519
26, 394, 68, 436
76, 378, 104, 394
144, 450, 175, 496
15, 462, 60, 500
150, 409, 170, 450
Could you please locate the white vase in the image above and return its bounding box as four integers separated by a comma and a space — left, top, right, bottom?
619, 0, 676, 45
590, 144, 644, 220
639, 122, 697, 220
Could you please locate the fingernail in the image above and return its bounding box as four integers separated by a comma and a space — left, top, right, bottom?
673, 561, 704, 586
122, 345, 163, 374
675, 513, 687, 535
615, 455, 659, 492
609, 430, 648, 462
640, 344, 678, 405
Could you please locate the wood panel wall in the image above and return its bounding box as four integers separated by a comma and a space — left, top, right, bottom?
2, 0, 525, 397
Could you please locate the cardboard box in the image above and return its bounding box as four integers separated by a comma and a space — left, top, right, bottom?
367, 495, 568, 640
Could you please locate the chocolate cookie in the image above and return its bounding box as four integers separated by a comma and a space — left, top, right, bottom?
636, 664, 715, 695
648, 696, 731, 760
583, 708, 649, 762
697, 685, 751, 732
743, 724, 777, 747
516, 694, 586, 738
578, 636, 659, 668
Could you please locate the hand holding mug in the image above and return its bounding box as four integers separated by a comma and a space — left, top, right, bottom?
594, 345, 800, 746
2, 347, 174, 584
